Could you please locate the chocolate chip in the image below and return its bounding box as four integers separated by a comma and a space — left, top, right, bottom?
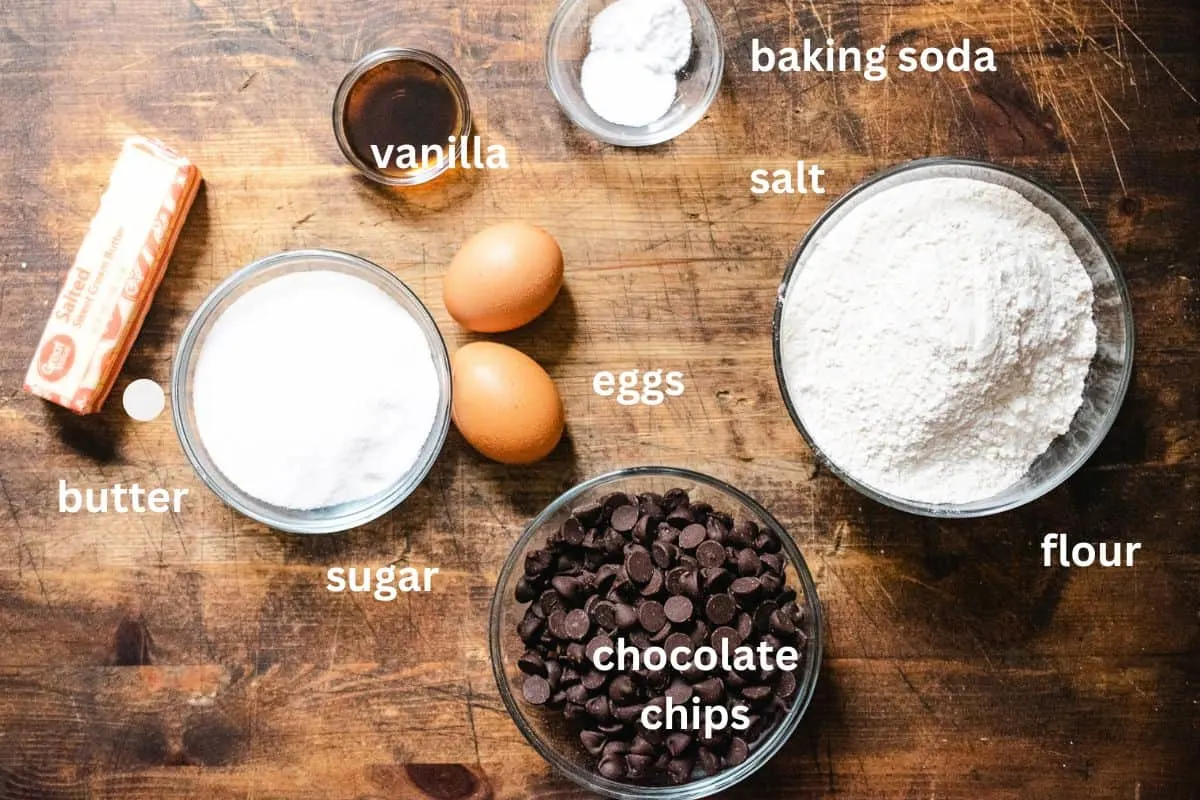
593, 600, 617, 630
777, 669, 798, 700
769, 608, 797, 636
601, 492, 629, 519
665, 730, 692, 757
586, 635, 614, 663
679, 523, 707, 550
626, 548, 654, 584
666, 566, 699, 598
586, 695, 611, 721
705, 593, 737, 625
741, 684, 773, 707
638, 600, 668, 633
525, 548, 553, 577
564, 609, 591, 640
614, 603, 638, 629
518, 613, 543, 643
664, 595, 693, 624
736, 612, 754, 640
639, 568, 664, 596
565, 641, 587, 664
562, 516, 586, 545
666, 507, 694, 528
662, 488, 689, 510
581, 729, 606, 755
697, 677, 726, 704
705, 516, 728, 543
664, 632, 691, 657
760, 552, 785, 575
726, 737, 749, 767
608, 674, 637, 703
760, 572, 783, 595
736, 548, 761, 576
688, 620, 709, 648
540, 588, 565, 615
710, 625, 741, 651
581, 670, 607, 691
730, 520, 757, 546
697, 746, 720, 776
518, 651, 546, 677
515, 576, 537, 603
598, 753, 626, 779
611, 504, 640, 532
702, 567, 734, 593
753, 600, 778, 634
652, 540, 678, 569
613, 703, 644, 723
696, 540, 726, 569
523, 675, 551, 705
667, 757, 693, 784
572, 501, 603, 527
552, 575, 583, 602
630, 735, 655, 755
626, 753, 653, 779
602, 528, 627, 555
730, 576, 761, 601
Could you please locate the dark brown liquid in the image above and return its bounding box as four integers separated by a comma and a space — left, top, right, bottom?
342, 57, 463, 179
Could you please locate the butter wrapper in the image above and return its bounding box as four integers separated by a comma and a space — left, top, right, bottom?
25, 136, 201, 414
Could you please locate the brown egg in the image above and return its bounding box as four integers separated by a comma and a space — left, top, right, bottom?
443, 222, 564, 333
451, 342, 564, 464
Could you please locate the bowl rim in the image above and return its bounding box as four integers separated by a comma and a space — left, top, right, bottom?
170, 248, 453, 534
543, 0, 725, 147
331, 46, 473, 186
488, 465, 825, 799
771, 156, 1136, 518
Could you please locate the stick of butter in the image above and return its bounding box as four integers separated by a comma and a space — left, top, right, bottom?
24, 136, 201, 414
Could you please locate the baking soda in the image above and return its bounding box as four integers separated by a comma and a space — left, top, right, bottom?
581, 0, 693, 127
193, 270, 441, 510
779, 177, 1097, 505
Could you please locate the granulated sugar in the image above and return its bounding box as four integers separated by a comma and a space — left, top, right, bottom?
779, 176, 1098, 505
193, 270, 441, 510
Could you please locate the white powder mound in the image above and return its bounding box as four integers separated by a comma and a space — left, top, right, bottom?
193, 270, 441, 510
779, 177, 1098, 505
590, 0, 693, 73
581, 49, 679, 128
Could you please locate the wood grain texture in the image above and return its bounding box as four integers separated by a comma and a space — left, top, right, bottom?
0, 0, 1197, 797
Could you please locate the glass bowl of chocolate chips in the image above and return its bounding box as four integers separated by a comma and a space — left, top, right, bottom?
489, 466, 823, 799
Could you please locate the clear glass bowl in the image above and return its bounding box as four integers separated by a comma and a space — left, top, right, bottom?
489, 466, 824, 799
545, 0, 724, 147
332, 47, 472, 186
773, 158, 1135, 518
171, 249, 452, 534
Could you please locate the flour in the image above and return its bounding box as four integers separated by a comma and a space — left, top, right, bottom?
778, 176, 1098, 505
580, 0, 692, 127
193, 270, 441, 510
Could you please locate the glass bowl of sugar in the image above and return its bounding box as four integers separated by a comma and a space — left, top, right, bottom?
545, 0, 725, 147
171, 249, 452, 534
773, 158, 1135, 517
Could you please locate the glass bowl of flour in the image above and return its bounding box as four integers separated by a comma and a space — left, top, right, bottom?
545, 0, 724, 146
774, 158, 1134, 517
172, 250, 452, 534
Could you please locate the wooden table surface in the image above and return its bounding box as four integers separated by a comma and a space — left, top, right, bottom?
1, 1, 1197, 798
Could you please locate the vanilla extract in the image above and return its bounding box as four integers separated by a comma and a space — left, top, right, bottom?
334, 48, 506, 185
